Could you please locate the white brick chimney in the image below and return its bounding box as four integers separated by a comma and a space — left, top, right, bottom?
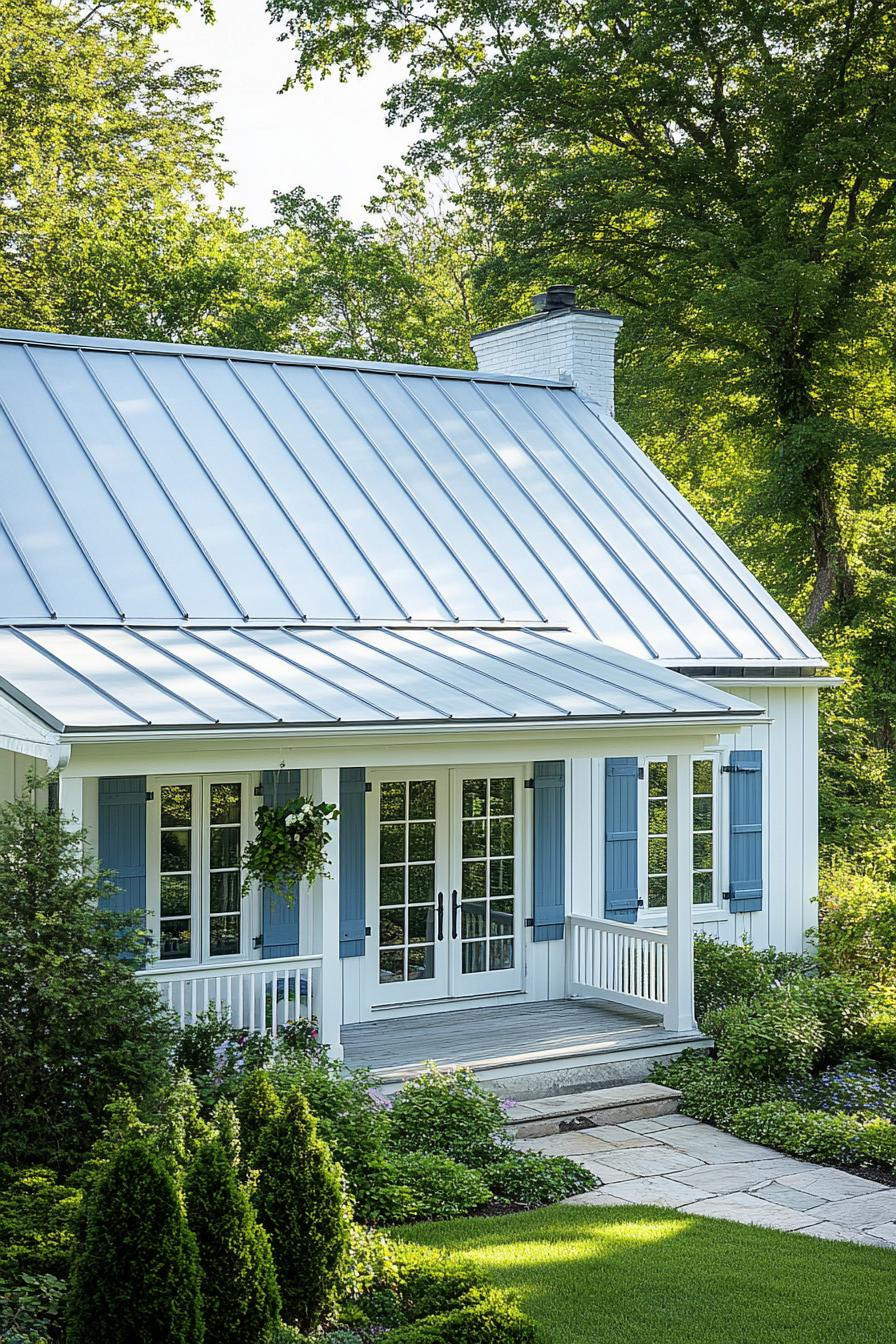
470, 285, 623, 416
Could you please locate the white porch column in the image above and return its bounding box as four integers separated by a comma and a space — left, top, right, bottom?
58, 773, 84, 832
310, 767, 344, 1060
664, 754, 697, 1033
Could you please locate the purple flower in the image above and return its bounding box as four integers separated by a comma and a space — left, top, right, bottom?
500, 1098, 517, 1112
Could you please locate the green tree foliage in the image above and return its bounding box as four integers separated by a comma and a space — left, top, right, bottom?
254, 1089, 351, 1331
67, 1140, 203, 1344
0, 777, 174, 1171
236, 1072, 283, 1173
184, 1141, 280, 1344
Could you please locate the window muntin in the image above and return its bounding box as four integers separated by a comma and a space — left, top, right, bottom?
641, 757, 716, 911
460, 776, 516, 974
378, 779, 437, 984
646, 761, 668, 909
208, 782, 242, 957
692, 758, 714, 905
159, 783, 193, 960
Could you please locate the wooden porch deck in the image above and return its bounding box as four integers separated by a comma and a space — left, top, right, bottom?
341, 998, 704, 1090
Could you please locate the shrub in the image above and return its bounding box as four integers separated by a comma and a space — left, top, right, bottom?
705, 986, 826, 1081
184, 1140, 280, 1344
693, 932, 814, 1022
267, 1056, 399, 1223
789, 974, 870, 1064
731, 1099, 896, 1172
383, 1287, 536, 1344
0, 778, 175, 1170
386, 1152, 491, 1220
817, 857, 896, 985
236, 1071, 283, 1172
254, 1088, 351, 1331
155, 1073, 216, 1171
482, 1151, 597, 1207
174, 1008, 274, 1107
855, 983, 896, 1066
651, 1052, 781, 1127
0, 1168, 81, 1281
0, 1272, 66, 1344
67, 1139, 203, 1344
389, 1067, 510, 1168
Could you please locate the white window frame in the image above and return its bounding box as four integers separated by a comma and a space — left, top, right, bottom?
637, 753, 723, 923
146, 771, 257, 967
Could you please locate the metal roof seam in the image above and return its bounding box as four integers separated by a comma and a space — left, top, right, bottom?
7, 626, 149, 725
131, 354, 306, 620
332, 626, 507, 717
22, 346, 189, 620
468, 626, 681, 713
0, 505, 56, 618
318, 366, 501, 621
468, 379, 674, 660
523, 627, 750, 710
62, 625, 218, 725
75, 349, 249, 621
380, 374, 547, 621
554, 393, 801, 660
504, 382, 739, 660
177, 626, 341, 723
229, 625, 399, 721
278, 626, 450, 719
263, 362, 441, 621
381, 626, 574, 716
123, 626, 280, 723
432, 377, 616, 647
0, 395, 126, 619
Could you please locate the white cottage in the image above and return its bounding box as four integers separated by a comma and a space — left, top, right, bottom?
0, 287, 830, 1090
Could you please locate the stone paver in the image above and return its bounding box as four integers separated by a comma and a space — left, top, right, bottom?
540, 1108, 896, 1248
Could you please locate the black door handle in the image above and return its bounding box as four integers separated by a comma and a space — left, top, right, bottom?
437, 891, 444, 940
451, 889, 459, 940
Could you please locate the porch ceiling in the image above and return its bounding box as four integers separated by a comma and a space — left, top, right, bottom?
0, 623, 762, 733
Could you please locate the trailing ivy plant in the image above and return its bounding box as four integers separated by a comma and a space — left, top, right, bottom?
241, 795, 338, 900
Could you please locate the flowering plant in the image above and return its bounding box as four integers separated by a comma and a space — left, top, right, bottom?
241, 794, 339, 900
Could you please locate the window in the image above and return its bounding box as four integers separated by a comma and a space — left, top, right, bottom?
153, 776, 248, 963
692, 758, 714, 904
646, 761, 668, 909
460, 776, 516, 975
641, 757, 716, 911
378, 779, 437, 984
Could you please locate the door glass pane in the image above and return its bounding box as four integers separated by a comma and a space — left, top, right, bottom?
647, 762, 668, 909
460, 776, 516, 975
208, 782, 241, 958
160, 784, 192, 960
377, 780, 437, 985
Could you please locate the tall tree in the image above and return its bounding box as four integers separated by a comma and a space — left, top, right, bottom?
269, 0, 896, 631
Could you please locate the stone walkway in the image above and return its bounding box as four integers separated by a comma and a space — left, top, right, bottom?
514, 1113, 896, 1246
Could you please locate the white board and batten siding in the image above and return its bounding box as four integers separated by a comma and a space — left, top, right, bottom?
567, 683, 819, 957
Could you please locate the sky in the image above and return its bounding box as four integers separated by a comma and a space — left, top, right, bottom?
161, 0, 414, 224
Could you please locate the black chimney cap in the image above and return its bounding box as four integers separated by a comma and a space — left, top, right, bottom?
532, 284, 576, 313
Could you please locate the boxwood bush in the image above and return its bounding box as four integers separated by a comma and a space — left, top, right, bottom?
389, 1067, 510, 1169
482, 1151, 597, 1207
385, 1152, 491, 1221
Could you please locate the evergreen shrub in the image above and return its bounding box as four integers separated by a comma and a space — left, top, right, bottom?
389, 1067, 509, 1168
66, 1139, 203, 1344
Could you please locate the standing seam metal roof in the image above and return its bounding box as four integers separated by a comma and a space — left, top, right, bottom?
0, 328, 821, 666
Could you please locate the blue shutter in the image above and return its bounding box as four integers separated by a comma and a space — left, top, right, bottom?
98, 776, 147, 919
261, 769, 301, 959
605, 758, 639, 923
532, 760, 565, 942
339, 767, 367, 958
728, 750, 763, 913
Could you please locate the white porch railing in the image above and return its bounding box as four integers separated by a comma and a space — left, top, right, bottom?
140, 954, 323, 1035
566, 914, 667, 1011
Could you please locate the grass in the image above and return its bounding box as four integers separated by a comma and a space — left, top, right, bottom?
398, 1203, 896, 1344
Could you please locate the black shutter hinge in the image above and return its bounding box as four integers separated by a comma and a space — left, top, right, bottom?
637, 898, 644, 908
364, 782, 372, 792
253, 933, 264, 948
525, 916, 535, 927
254, 784, 265, 796
365, 925, 371, 936
524, 778, 534, 789
638, 767, 645, 779
145, 790, 154, 801
722, 891, 731, 900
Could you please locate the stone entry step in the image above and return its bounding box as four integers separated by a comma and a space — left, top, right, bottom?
505, 1082, 681, 1138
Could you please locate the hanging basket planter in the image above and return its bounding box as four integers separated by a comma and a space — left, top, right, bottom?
241, 795, 339, 902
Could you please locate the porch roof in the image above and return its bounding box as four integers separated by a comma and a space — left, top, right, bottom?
0, 623, 762, 733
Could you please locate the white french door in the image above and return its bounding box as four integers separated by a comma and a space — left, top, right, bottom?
365, 766, 525, 1009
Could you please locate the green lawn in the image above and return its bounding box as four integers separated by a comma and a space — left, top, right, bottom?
399, 1204, 896, 1344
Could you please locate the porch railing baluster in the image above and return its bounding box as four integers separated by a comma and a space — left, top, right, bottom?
566, 914, 667, 1012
